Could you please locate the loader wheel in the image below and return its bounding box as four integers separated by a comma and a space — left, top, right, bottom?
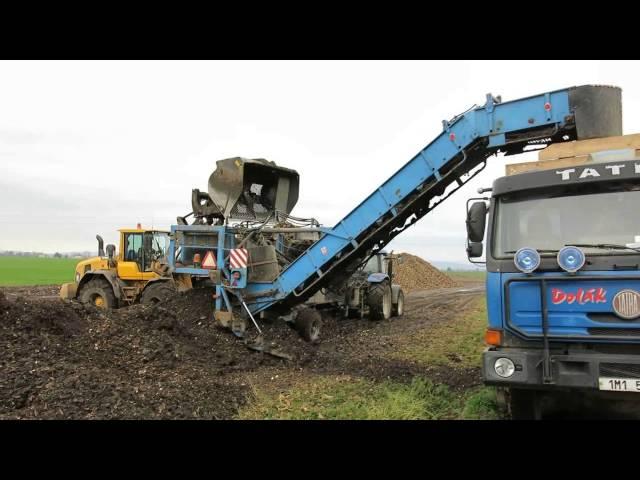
295, 309, 322, 343
392, 289, 405, 317
78, 278, 116, 309
368, 281, 392, 321
140, 282, 177, 305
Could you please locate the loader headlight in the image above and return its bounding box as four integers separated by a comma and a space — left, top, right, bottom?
75, 272, 81, 283
514, 247, 540, 274
494, 358, 515, 378
557, 246, 585, 274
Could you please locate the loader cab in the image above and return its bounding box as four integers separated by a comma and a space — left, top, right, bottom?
118, 228, 170, 280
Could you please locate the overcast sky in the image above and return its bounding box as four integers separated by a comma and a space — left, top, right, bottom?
1, 60, 639, 263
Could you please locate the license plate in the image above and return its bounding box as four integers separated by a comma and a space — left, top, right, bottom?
599, 377, 640, 392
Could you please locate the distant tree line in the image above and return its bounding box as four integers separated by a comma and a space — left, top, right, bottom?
0, 251, 86, 258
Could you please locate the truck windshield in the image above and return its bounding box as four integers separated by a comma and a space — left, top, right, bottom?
493, 183, 640, 258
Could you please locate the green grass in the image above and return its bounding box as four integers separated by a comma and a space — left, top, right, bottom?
239, 375, 500, 420
0, 256, 81, 286
239, 376, 466, 420
462, 387, 501, 420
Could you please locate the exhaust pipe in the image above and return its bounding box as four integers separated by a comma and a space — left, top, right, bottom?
96, 235, 105, 257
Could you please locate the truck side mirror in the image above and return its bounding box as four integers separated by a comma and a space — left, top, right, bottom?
466, 201, 487, 243
467, 242, 483, 258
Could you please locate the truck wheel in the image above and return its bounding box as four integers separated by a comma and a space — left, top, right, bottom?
392, 289, 405, 317
295, 309, 322, 343
508, 389, 542, 420
140, 282, 177, 305
368, 281, 392, 321
78, 278, 117, 309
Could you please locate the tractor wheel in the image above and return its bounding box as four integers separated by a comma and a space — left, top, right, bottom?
140, 282, 177, 305
392, 289, 405, 317
368, 281, 392, 321
78, 278, 117, 309
295, 308, 322, 343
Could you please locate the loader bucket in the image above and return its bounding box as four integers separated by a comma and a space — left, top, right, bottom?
208, 158, 299, 221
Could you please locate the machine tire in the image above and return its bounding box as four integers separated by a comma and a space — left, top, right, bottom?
295, 308, 322, 343
78, 278, 117, 309
368, 281, 392, 321
140, 282, 177, 305
392, 289, 405, 317
508, 389, 542, 420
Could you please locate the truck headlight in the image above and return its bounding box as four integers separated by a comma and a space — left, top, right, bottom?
514, 247, 541, 274
557, 246, 585, 273
494, 358, 515, 378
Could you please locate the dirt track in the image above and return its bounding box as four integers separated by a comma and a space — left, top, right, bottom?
0, 282, 485, 419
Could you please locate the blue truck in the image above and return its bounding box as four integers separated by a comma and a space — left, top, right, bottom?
466, 126, 640, 418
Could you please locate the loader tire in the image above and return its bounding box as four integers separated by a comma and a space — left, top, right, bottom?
295, 308, 322, 344
368, 281, 392, 321
78, 278, 117, 309
392, 289, 405, 317
140, 282, 177, 305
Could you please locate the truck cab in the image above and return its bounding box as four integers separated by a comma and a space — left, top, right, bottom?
467, 135, 640, 418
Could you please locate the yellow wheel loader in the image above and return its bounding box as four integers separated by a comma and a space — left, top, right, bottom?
60, 226, 184, 309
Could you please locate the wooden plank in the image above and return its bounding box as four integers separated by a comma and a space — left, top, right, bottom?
539, 134, 640, 161
506, 156, 591, 176
507, 149, 640, 176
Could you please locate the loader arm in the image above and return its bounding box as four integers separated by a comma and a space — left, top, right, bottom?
242, 85, 622, 314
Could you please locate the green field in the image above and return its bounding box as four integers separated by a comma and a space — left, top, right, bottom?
0, 256, 81, 286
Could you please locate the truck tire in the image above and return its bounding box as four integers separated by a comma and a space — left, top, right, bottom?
392, 289, 405, 317
78, 278, 117, 309
295, 308, 322, 343
140, 282, 177, 305
508, 389, 542, 420
368, 281, 392, 321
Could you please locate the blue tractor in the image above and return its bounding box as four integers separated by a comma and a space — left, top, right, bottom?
341, 251, 405, 321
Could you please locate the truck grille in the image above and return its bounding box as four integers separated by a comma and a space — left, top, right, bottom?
588, 313, 640, 324
600, 363, 640, 379
588, 328, 640, 337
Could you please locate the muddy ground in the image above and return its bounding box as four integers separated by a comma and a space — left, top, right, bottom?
0, 280, 485, 419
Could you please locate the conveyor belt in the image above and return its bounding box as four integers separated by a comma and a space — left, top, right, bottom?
243, 85, 622, 314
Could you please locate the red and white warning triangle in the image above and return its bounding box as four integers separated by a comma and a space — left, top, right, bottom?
202, 251, 217, 269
